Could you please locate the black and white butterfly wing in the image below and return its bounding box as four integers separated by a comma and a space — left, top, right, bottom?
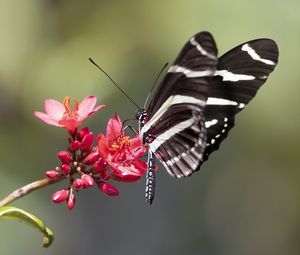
141, 32, 218, 178
202, 39, 279, 162
147, 102, 207, 178
147, 32, 218, 117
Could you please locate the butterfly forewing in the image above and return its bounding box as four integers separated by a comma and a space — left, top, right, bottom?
202, 39, 279, 162
147, 31, 218, 117
141, 31, 218, 178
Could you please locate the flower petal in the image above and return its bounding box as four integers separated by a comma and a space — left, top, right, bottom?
78, 96, 97, 116
97, 133, 109, 159
112, 159, 147, 182
106, 114, 123, 141
34, 111, 62, 127
113, 167, 142, 182
44, 99, 65, 120
113, 172, 142, 182
85, 105, 106, 118
58, 118, 81, 133
128, 136, 147, 158
131, 159, 148, 174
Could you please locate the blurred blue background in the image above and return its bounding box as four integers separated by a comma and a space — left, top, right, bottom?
0, 0, 300, 254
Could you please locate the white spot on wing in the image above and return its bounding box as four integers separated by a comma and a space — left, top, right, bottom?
205, 119, 218, 128
190, 37, 216, 60
238, 103, 246, 108
214, 70, 255, 82
242, 44, 275, 65
168, 65, 213, 78
207, 97, 238, 106
171, 95, 205, 106
173, 156, 180, 162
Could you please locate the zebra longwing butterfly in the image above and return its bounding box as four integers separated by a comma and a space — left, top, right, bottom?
135, 31, 279, 204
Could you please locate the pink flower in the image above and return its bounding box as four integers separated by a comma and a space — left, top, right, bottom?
41, 100, 150, 209
34, 96, 105, 134
97, 114, 148, 182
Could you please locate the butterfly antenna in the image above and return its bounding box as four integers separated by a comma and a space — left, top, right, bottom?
89, 58, 141, 109
143, 62, 168, 109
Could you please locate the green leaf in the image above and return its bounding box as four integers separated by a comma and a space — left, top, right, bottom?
0, 206, 54, 248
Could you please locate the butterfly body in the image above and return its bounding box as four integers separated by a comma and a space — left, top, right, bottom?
135, 32, 278, 204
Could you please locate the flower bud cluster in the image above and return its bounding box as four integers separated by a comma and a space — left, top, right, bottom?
35, 96, 149, 210
46, 127, 119, 209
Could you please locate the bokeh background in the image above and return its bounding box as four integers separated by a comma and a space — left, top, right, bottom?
0, 0, 299, 254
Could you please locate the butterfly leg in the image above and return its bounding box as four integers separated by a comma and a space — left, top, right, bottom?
123, 125, 139, 135
145, 150, 155, 205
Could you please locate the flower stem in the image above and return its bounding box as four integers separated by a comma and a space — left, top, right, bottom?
0, 178, 62, 207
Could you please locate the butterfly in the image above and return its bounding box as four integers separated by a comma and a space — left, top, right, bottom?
134, 31, 279, 204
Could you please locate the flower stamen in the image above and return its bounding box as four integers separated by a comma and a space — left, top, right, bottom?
110, 136, 131, 151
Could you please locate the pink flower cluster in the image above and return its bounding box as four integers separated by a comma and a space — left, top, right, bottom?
35, 96, 147, 209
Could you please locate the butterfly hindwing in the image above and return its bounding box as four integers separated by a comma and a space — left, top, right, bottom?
202, 39, 279, 162
148, 103, 207, 178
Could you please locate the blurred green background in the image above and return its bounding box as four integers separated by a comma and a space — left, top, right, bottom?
0, 0, 299, 254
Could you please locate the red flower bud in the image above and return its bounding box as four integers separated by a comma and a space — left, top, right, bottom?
45, 170, 60, 179
100, 169, 111, 180
83, 152, 100, 165
98, 182, 119, 196
78, 127, 90, 140
61, 164, 71, 175
82, 174, 95, 187
57, 151, 72, 164
81, 132, 94, 152
69, 140, 81, 151
73, 178, 83, 189
93, 160, 107, 172
51, 189, 70, 203
67, 189, 76, 209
